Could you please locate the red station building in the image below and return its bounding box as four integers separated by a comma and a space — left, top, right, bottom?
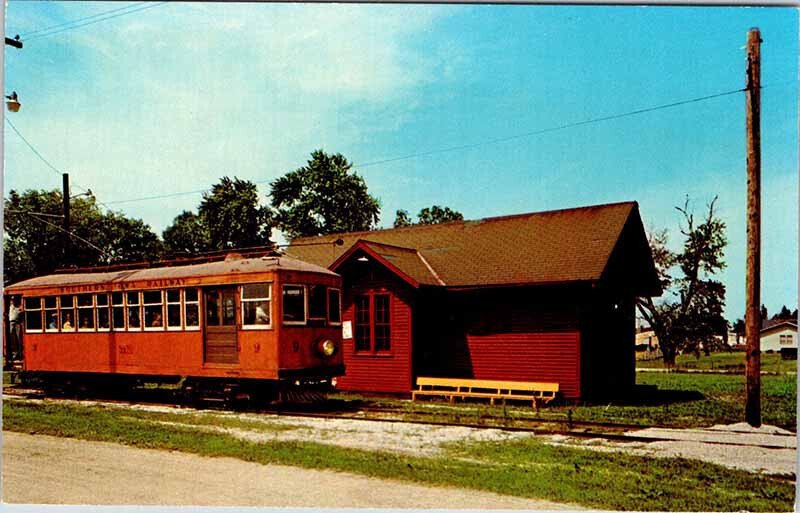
287, 201, 661, 400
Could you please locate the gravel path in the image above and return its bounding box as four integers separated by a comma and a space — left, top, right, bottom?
547, 422, 797, 477
2, 432, 579, 509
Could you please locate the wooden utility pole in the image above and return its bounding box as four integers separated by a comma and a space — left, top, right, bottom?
63, 173, 71, 266
744, 28, 762, 427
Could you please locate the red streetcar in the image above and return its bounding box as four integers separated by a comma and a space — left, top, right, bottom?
4, 251, 344, 402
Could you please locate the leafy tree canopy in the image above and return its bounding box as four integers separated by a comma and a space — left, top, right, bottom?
393, 205, 464, 228
636, 196, 728, 364
199, 177, 272, 250
270, 150, 380, 239
162, 210, 212, 256
4, 188, 162, 285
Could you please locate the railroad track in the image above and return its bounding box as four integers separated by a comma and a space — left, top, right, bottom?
4, 385, 795, 451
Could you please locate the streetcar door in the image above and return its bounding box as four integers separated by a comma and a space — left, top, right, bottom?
203, 287, 238, 364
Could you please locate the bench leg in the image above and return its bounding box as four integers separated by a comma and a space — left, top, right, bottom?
490, 397, 495, 406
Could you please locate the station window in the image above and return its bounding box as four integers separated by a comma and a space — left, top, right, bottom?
780, 334, 794, 346
184, 288, 200, 329
112, 292, 125, 330
282, 285, 307, 325
374, 295, 391, 351
308, 285, 327, 320
166, 289, 182, 330
77, 294, 95, 331
143, 290, 164, 329
126, 291, 141, 330
354, 295, 371, 351
241, 283, 271, 329
354, 293, 391, 353
44, 296, 59, 332
24, 297, 42, 332
96, 294, 110, 331
328, 288, 342, 325
59, 295, 76, 331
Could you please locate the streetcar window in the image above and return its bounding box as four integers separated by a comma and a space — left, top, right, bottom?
328, 288, 341, 324
184, 288, 200, 329
77, 294, 95, 331
241, 283, 271, 328
24, 297, 43, 332
166, 289, 182, 329
143, 290, 164, 329
282, 285, 307, 325
308, 285, 326, 320
44, 296, 59, 332
112, 292, 125, 330
126, 292, 141, 329
59, 295, 75, 331
96, 294, 110, 331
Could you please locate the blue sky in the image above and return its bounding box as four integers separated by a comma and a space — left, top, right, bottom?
3, 3, 797, 321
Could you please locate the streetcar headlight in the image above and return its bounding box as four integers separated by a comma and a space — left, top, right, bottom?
318, 339, 337, 357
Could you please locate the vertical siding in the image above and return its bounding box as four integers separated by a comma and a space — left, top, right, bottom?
416, 287, 584, 399
464, 331, 581, 399
336, 261, 413, 394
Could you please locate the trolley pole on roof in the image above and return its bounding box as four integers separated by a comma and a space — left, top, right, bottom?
744, 28, 762, 427
63, 173, 71, 265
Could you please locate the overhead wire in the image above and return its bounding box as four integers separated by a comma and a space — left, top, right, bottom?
22, 2, 168, 43
21, 211, 110, 257
102, 85, 748, 205
5, 118, 114, 212
354, 87, 746, 169
18, 2, 149, 38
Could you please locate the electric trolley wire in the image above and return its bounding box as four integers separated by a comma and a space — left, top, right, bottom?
355, 87, 746, 169
5, 118, 114, 211
5, 117, 62, 178
22, 2, 167, 43
18, 2, 149, 39
23, 212, 110, 257
102, 86, 748, 206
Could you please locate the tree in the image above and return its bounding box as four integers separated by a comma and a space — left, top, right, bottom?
773, 305, 794, 320
394, 209, 413, 228
393, 205, 464, 228
636, 197, 728, 365
418, 205, 464, 225
270, 150, 380, 239
199, 177, 272, 250
162, 210, 211, 256
761, 304, 769, 322
733, 318, 745, 344
4, 188, 162, 285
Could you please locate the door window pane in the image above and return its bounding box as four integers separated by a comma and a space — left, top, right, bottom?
308, 285, 326, 319
282, 285, 306, 324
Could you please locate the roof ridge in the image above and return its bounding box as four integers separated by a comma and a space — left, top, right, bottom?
291, 200, 638, 242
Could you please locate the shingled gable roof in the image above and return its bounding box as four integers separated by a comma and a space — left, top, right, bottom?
330, 240, 444, 288
286, 201, 660, 294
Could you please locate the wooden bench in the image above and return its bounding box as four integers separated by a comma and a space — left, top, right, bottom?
412, 377, 559, 409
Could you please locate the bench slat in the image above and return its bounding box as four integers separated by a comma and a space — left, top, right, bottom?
413, 376, 559, 408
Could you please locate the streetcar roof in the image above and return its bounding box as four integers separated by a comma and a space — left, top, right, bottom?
5, 254, 338, 293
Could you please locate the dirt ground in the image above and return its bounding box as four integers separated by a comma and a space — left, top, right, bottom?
2, 432, 580, 509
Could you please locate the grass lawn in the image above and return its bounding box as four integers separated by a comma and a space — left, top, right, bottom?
331, 372, 797, 431
3, 399, 794, 512
638, 351, 797, 374
552, 373, 797, 430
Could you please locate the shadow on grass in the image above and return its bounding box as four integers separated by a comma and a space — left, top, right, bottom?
594, 384, 705, 407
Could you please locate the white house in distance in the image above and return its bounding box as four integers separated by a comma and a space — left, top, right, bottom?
760, 319, 797, 352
